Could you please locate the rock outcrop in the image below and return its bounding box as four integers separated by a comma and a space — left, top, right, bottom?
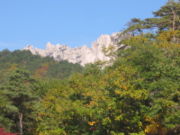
23, 32, 126, 66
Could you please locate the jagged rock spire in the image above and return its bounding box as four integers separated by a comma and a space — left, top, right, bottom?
24, 32, 126, 66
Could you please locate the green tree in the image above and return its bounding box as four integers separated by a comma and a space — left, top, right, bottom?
118, 33, 180, 134
152, 0, 180, 32
2, 69, 39, 135
0, 90, 17, 131
124, 0, 180, 42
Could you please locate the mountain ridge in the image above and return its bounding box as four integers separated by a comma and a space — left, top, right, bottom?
24, 32, 127, 66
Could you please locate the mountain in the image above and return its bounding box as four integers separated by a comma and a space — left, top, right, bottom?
0, 50, 82, 80
24, 32, 127, 66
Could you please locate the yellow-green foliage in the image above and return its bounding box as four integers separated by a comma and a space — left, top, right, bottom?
0, 1, 179, 134
34, 30, 180, 134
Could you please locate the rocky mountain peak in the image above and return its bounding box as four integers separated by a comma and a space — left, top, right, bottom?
23, 32, 126, 66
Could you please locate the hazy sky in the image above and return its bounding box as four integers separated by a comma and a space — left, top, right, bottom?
0, 0, 167, 50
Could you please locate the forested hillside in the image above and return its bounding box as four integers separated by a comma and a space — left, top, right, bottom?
0, 50, 82, 81
0, 1, 179, 135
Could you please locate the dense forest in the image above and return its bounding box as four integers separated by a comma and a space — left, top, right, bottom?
0, 50, 82, 80
0, 1, 180, 135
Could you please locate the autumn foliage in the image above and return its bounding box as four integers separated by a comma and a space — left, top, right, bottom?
0, 1, 179, 135
0, 128, 17, 135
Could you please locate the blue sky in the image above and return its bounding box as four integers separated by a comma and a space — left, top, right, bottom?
0, 0, 167, 50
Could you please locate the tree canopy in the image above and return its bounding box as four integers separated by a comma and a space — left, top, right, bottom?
0, 1, 180, 135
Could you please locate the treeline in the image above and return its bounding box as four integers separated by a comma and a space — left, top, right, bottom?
0, 0, 180, 135
0, 49, 82, 81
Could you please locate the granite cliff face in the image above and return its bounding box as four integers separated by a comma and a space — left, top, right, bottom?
24, 32, 126, 66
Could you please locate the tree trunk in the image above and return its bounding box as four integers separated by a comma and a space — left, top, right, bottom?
172, 10, 175, 32
171, 7, 176, 42
19, 113, 23, 135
